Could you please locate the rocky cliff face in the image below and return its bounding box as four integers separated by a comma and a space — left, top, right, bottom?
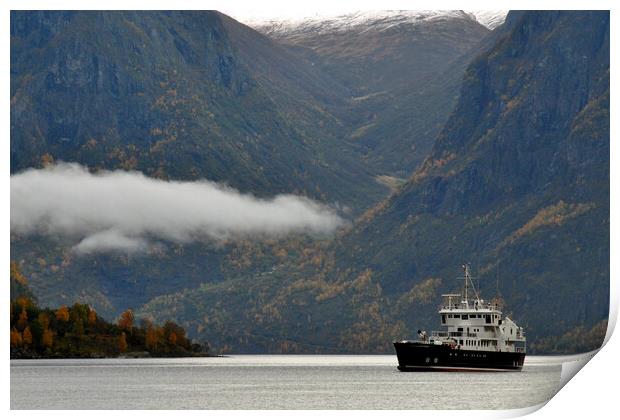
11, 11, 383, 208
326, 10, 609, 348
136, 11, 609, 354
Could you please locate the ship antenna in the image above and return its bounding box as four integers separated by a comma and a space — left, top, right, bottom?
476, 261, 481, 298
463, 264, 468, 304
461, 263, 481, 305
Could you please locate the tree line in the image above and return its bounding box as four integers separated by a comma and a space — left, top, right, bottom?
10, 261, 211, 358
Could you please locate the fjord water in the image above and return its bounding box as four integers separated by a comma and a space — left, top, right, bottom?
11, 355, 563, 409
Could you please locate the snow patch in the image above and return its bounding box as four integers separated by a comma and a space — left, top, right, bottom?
241, 10, 483, 37
466, 10, 508, 30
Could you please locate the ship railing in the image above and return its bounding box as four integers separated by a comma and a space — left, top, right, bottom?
440, 303, 501, 311
430, 331, 478, 338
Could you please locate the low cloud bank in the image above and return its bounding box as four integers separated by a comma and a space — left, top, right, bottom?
11, 163, 345, 254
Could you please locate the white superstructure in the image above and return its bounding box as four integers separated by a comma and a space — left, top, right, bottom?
422, 265, 526, 353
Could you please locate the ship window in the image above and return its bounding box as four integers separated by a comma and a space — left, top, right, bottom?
442, 315, 446, 324
485, 315, 491, 323
462, 315, 468, 320
448, 315, 452, 318
454, 314, 460, 319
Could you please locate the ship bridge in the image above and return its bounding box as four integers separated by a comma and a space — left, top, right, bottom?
424, 264, 526, 353
439, 294, 503, 327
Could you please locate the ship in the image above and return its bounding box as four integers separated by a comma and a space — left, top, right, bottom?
394, 264, 526, 372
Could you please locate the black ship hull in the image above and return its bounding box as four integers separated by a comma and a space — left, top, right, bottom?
394, 341, 525, 372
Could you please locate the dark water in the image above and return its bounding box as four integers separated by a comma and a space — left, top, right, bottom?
10, 355, 563, 409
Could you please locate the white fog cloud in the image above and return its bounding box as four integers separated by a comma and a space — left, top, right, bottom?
11, 163, 345, 254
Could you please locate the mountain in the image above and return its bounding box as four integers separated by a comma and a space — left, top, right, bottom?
248, 10, 491, 177
10, 11, 384, 209
467, 11, 507, 30
10, 10, 385, 319
10, 10, 491, 320
328, 9, 609, 346
11, 11, 608, 355
136, 11, 609, 354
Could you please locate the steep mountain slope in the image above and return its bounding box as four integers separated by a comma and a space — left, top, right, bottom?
10, 11, 387, 318
11, 11, 384, 208
138, 11, 609, 354
249, 11, 491, 176
324, 9, 610, 350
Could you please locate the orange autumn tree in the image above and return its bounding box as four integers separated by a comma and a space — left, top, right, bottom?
10, 261, 28, 286
119, 332, 128, 353
145, 323, 159, 351
15, 296, 32, 309
55, 305, 70, 322
168, 331, 177, 346
118, 309, 134, 333
87, 308, 97, 326
42, 328, 54, 348
38, 312, 50, 329
22, 326, 33, 348
10, 328, 22, 347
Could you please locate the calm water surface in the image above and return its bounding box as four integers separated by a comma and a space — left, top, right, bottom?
11, 355, 563, 409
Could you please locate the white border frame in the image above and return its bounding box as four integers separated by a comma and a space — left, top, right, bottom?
4, 1, 617, 419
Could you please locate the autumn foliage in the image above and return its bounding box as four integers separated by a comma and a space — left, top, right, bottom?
55, 306, 70, 322
10, 296, 208, 358
10, 263, 209, 358
118, 309, 134, 332
119, 332, 128, 353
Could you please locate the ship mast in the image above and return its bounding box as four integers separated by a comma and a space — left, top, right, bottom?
461, 263, 480, 305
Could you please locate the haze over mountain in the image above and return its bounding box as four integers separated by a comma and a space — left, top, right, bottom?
247, 10, 493, 177
10, 10, 608, 355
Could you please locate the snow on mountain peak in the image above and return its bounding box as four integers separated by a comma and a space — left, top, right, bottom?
238, 10, 504, 37
466, 10, 508, 30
